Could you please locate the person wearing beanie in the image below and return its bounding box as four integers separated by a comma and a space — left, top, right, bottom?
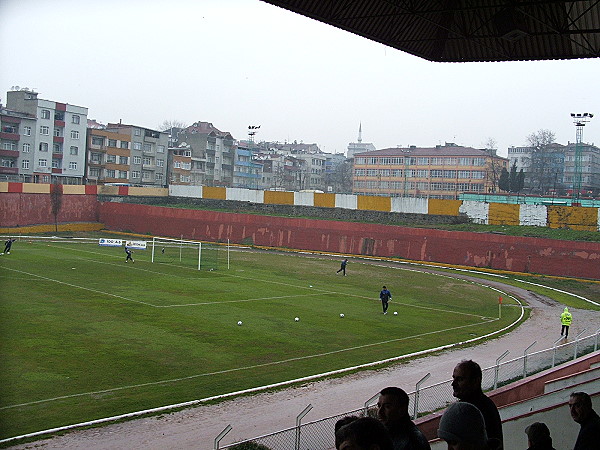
451, 360, 503, 448
437, 402, 497, 450
524, 422, 555, 450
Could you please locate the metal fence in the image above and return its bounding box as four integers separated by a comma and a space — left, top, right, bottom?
218, 330, 600, 449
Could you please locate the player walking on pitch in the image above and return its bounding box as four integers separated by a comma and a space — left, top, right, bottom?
125, 246, 134, 263
336, 258, 348, 276
380, 286, 392, 314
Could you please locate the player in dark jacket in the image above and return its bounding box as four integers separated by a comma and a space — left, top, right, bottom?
125, 247, 134, 263
1, 238, 16, 255
380, 286, 392, 314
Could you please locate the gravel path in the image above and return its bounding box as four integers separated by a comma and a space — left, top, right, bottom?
8, 275, 599, 450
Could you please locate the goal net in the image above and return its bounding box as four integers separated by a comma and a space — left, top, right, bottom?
151, 237, 226, 271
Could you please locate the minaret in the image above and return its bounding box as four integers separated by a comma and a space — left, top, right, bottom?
358, 122, 362, 143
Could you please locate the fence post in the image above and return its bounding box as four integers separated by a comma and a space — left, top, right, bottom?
523, 341, 537, 378
214, 424, 232, 450
494, 350, 509, 389
364, 392, 380, 417
595, 327, 600, 351
295, 404, 313, 450
413, 373, 431, 420
574, 329, 587, 360
552, 337, 563, 367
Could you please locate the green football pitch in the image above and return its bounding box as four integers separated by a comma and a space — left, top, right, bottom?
0, 236, 521, 440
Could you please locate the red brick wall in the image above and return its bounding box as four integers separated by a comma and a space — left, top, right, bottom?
99, 202, 600, 280
0, 193, 99, 227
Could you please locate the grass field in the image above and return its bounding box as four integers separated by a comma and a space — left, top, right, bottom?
0, 236, 521, 440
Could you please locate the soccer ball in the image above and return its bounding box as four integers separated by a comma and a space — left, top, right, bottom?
394, 311, 398, 315
294, 317, 300, 322
309, 285, 313, 288
237, 321, 243, 326
340, 313, 345, 318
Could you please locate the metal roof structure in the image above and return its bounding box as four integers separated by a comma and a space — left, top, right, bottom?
260, 0, 600, 62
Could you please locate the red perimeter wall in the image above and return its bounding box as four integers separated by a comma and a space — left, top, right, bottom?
99, 202, 600, 280
0, 193, 99, 227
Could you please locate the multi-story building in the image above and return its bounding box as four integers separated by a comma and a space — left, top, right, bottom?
174, 122, 235, 186
293, 153, 327, 190
0, 106, 36, 182
86, 128, 132, 184
563, 142, 600, 195
168, 142, 193, 185
99, 123, 168, 186
233, 141, 262, 189
5, 88, 88, 184
353, 144, 509, 199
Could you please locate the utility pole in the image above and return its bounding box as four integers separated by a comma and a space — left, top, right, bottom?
570, 113, 593, 205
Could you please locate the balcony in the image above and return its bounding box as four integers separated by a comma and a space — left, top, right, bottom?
52, 152, 63, 159
53, 136, 64, 143
142, 164, 155, 170
52, 168, 62, 174
0, 166, 18, 175
0, 149, 19, 158
0, 131, 20, 141
54, 120, 65, 127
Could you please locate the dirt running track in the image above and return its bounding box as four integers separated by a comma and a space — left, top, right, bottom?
8, 271, 600, 450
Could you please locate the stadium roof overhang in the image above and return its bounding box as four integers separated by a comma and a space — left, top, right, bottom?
260, 0, 600, 62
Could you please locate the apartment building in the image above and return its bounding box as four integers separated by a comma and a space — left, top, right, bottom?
5, 88, 88, 184
168, 142, 193, 185
86, 128, 132, 184
101, 123, 168, 186
0, 106, 36, 182
233, 141, 262, 189
353, 144, 508, 199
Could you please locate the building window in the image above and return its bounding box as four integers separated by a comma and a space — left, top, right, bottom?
142, 171, 151, 180
40, 126, 49, 135
70, 146, 78, 155
41, 109, 50, 119
70, 130, 80, 139
156, 159, 164, 167
157, 145, 165, 153
133, 156, 141, 164
2, 142, 16, 150
174, 161, 181, 168
52, 159, 61, 169
143, 143, 152, 152
91, 152, 101, 162
106, 154, 116, 163
39, 142, 49, 152
69, 161, 77, 170
142, 157, 151, 165
134, 129, 141, 136
106, 169, 115, 178
156, 173, 163, 181
22, 159, 30, 169
120, 141, 129, 149
119, 170, 128, 179
119, 156, 128, 164
133, 142, 142, 150
108, 139, 117, 147
92, 136, 104, 146
23, 126, 31, 136
39, 159, 48, 167
54, 128, 61, 137
53, 143, 62, 153
89, 167, 100, 177
22, 143, 31, 153
131, 171, 140, 178
72, 115, 80, 124
184, 150, 191, 157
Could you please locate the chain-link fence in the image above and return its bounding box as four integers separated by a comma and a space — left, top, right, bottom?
219, 331, 600, 449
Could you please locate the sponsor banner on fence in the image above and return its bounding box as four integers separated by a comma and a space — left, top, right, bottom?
99, 238, 123, 247
126, 240, 147, 250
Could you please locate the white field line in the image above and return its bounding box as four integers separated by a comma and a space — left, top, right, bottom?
515, 278, 599, 307
0, 316, 499, 412
0, 304, 525, 446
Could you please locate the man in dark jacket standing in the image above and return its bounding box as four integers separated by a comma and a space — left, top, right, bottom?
377, 386, 431, 450
570, 391, 600, 450
380, 286, 392, 315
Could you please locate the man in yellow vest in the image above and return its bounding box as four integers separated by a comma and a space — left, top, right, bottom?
561, 306, 572, 338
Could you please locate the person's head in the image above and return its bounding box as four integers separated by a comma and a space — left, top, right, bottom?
382, 286, 387, 290
335, 415, 359, 433
569, 392, 594, 424
335, 416, 393, 450
438, 402, 489, 450
524, 422, 552, 447
377, 387, 410, 427
452, 360, 482, 400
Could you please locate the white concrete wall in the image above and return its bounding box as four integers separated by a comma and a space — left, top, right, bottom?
294, 191, 314, 206
227, 188, 264, 203
458, 200, 489, 224
391, 197, 429, 214
519, 204, 548, 227
335, 193, 358, 210
169, 185, 202, 198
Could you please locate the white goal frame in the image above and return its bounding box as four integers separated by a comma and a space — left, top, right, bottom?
151, 236, 230, 270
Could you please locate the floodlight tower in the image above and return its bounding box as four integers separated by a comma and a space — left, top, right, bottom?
248, 125, 260, 148
570, 113, 593, 203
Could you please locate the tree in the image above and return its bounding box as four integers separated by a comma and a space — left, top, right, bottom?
498, 168, 510, 192
526, 129, 556, 194
509, 162, 519, 192
50, 182, 63, 232
158, 120, 187, 132
483, 137, 502, 193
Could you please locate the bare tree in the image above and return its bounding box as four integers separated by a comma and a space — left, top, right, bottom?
50, 182, 63, 232
158, 120, 188, 132
526, 129, 556, 194
483, 137, 501, 193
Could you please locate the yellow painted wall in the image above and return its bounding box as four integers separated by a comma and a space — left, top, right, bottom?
22, 183, 50, 194
97, 186, 120, 195
0, 222, 104, 234
488, 203, 520, 225
62, 185, 87, 195
128, 187, 168, 197
428, 199, 461, 216
264, 190, 294, 205
314, 193, 336, 208
357, 195, 391, 212
202, 186, 227, 200
548, 206, 598, 231
0, 182, 8, 193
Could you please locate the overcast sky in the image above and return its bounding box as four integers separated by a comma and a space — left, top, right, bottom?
1, 0, 599, 157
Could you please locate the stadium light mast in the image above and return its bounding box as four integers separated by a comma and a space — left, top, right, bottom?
570, 113, 593, 204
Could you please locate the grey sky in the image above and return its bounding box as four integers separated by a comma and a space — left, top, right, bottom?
1, 0, 599, 157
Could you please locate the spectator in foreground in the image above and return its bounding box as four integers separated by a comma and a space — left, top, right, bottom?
451, 360, 503, 447
569, 391, 600, 450
437, 402, 500, 450
376, 386, 431, 450
524, 422, 555, 450
335, 416, 393, 450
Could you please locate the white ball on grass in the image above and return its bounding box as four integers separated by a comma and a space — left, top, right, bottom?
294, 317, 300, 322
237, 321, 243, 326
340, 313, 345, 318
394, 311, 398, 315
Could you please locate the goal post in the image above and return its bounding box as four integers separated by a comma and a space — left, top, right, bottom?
151, 236, 228, 271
